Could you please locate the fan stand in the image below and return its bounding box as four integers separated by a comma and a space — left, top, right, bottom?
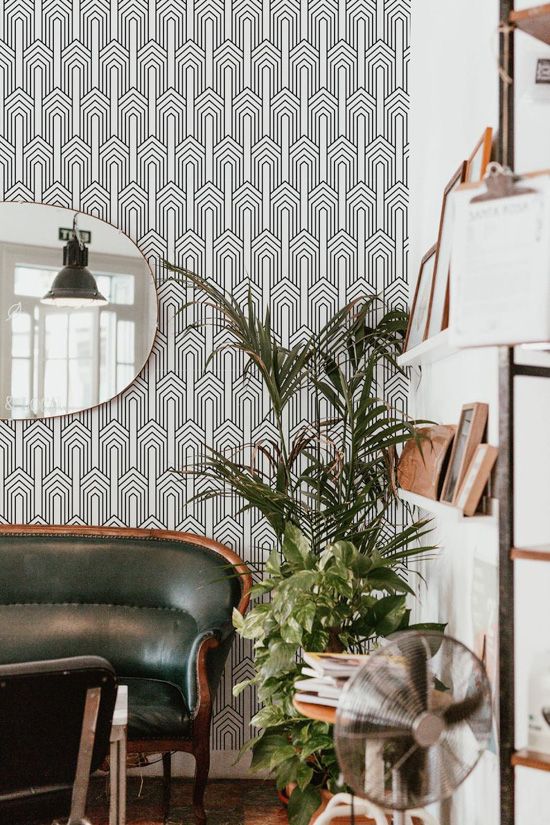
313, 792, 440, 825
392, 769, 406, 825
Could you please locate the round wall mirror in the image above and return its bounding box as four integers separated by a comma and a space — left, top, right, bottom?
0, 202, 157, 420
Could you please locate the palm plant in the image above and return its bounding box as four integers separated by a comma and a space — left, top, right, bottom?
166, 261, 438, 825
167, 263, 426, 553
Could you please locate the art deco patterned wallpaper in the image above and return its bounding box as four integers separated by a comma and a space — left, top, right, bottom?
0, 0, 408, 750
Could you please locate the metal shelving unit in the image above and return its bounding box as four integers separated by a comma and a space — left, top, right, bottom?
497, 4, 550, 824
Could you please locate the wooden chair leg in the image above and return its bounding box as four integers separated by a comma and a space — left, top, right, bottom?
162, 752, 171, 820
192, 744, 210, 825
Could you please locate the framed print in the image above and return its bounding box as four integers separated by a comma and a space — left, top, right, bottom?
397, 424, 456, 500
440, 402, 488, 504
426, 161, 468, 339
403, 245, 437, 352
455, 444, 498, 516
466, 127, 493, 183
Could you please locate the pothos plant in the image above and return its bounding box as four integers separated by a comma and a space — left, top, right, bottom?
233, 525, 443, 825
165, 262, 440, 825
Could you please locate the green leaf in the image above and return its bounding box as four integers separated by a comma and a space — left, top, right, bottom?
239, 605, 270, 639
325, 569, 353, 599
232, 607, 245, 631
273, 572, 318, 622
232, 678, 255, 697
300, 735, 335, 758
283, 524, 311, 568
280, 617, 304, 645
287, 785, 322, 825
295, 762, 314, 791
265, 547, 282, 576
258, 676, 285, 702
406, 621, 447, 633
367, 567, 415, 595
276, 756, 301, 790
294, 602, 316, 632
262, 640, 299, 678
250, 705, 286, 729
233, 734, 258, 765
329, 540, 357, 566
270, 744, 298, 769
351, 553, 373, 578
248, 581, 277, 598
307, 629, 329, 650
250, 734, 291, 771
371, 595, 408, 637
402, 624, 447, 656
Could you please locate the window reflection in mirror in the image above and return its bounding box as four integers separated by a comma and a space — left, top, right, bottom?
0, 203, 157, 419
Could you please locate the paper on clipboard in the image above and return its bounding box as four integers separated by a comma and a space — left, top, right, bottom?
449, 172, 550, 348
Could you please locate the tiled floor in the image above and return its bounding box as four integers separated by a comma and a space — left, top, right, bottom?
86, 777, 288, 825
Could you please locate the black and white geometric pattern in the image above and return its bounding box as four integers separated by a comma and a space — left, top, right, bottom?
0, 0, 409, 750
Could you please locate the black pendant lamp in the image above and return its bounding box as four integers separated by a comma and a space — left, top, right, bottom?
41, 214, 108, 308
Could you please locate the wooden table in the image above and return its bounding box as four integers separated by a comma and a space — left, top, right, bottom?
110, 685, 128, 825
293, 695, 336, 724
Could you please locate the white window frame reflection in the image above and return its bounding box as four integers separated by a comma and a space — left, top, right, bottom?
0, 243, 148, 418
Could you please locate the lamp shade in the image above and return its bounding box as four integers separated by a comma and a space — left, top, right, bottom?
41, 236, 107, 307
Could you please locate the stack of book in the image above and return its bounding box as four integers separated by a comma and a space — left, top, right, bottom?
294, 652, 369, 708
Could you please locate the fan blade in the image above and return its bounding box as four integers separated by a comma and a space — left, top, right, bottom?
405, 635, 429, 712
338, 691, 416, 733
442, 690, 484, 726
338, 724, 412, 740
402, 745, 427, 806
383, 739, 426, 809
434, 729, 476, 800
338, 669, 418, 731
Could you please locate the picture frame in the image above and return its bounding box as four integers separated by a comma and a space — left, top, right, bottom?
466, 127, 493, 183
455, 444, 498, 516
426, 161, 468, 339
440, 402, 489, 505
403, 245, 437, 352
397, 424, 456, 500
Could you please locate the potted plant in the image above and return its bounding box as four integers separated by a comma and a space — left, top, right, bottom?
166, 263, 440, 825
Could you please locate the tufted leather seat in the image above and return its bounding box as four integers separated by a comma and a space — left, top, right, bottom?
0, 526, 251, 825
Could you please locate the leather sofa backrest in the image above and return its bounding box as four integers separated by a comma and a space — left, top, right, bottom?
0, 527, 249, 695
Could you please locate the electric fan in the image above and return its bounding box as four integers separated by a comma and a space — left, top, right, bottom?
332, 631, 493, 824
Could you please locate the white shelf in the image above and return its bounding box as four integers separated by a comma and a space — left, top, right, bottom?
398, 489, 498, 522
398, 330, 458, 368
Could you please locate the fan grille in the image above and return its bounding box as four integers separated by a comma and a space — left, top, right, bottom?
334, 631, 492, 811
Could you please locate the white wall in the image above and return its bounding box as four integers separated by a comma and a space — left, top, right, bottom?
411, 3, 550, 824
410, 2, 500, 823
409, 1, 500, 270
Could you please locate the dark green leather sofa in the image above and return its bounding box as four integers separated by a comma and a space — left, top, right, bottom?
0, 525, 251, 825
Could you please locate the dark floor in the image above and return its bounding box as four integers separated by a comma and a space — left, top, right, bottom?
85, 777, 287, 825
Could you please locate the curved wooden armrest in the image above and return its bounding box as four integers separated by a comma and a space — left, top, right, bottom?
192, 634, 220, 731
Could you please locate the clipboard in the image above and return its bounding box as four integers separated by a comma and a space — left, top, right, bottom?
449, 163, 550, 348
470, 162, 536, 202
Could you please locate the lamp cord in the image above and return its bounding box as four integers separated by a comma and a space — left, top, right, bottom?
72, 213, 84, 250
350, 794, 355, 825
